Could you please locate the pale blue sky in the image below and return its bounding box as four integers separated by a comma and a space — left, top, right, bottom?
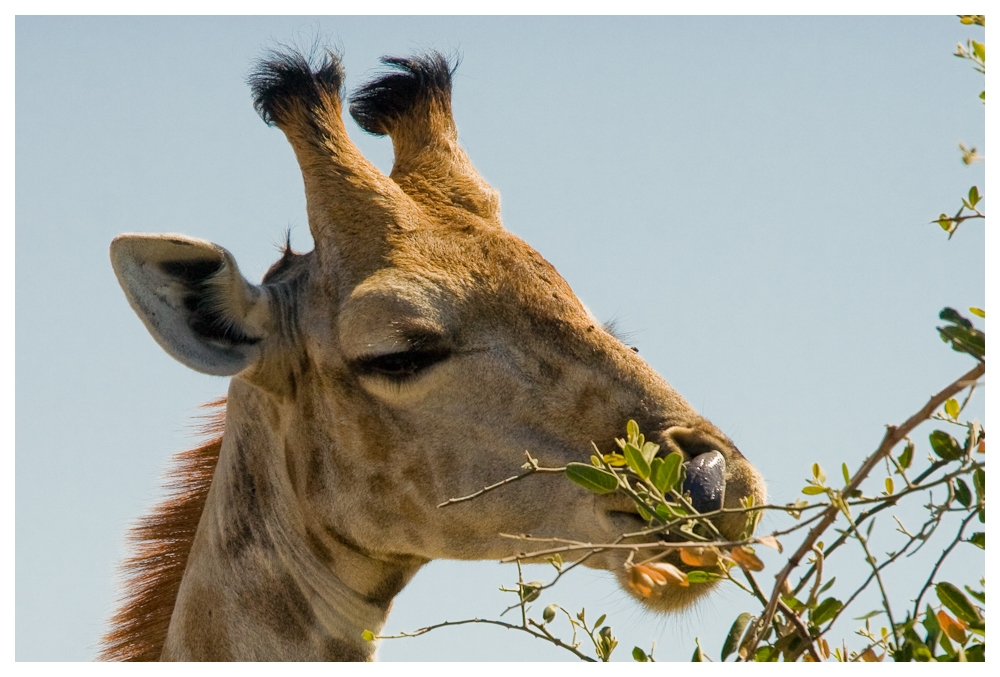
17, 16, 985, 661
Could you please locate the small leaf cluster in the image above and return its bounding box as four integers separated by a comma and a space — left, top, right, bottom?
539, 605, 621, 662
937, 307, 985, 361
566, 420, 720, 540
934, 186, 984, 239
889, 583, 985, 661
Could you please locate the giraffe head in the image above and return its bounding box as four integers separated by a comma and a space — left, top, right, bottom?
110, 50, 765, 627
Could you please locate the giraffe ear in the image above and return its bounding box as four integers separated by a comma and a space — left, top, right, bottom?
110, 234, 272, 376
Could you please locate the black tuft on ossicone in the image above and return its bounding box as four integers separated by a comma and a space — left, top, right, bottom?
349, 52, 458, 135
248, 48, 345, 127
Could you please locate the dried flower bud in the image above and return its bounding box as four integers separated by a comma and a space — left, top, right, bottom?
626, 561, 689, 597
730, 545, 765, 572
679, 546, 721, 567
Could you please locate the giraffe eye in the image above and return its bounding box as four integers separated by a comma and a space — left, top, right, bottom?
355, 346, 452, 380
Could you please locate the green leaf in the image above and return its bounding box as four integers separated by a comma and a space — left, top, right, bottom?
938, 325, 986, 360
602, 453, 627, 467
655, 501, 685, 521
361, 629, 375, 642
968, 532, 985, 549
691, 638, 706, 662
944, 398, 960, 419
686, 570, 721, 584
940, 307, 973, 329
966, 644, 985, 662
898, 441, 914, 469
921, 604, 941, 651
968, 185, 981, 208
885, 477, 894, 495
973, 468, 985, 503
649, 458, 664, 488
519, 581, 544, 603
565, 463, 619, 494
969, 307, 985, 318
754, 645, 774, 662
543, 604, 557, 623
810, 597, 843, 626
626, 419, 639, 442
937, 214, 953, 231
632, 646, 649, 662
636, 502, 653, 522
854, 609, 882, 620
802, 485, 826, 495
965, 586, 985, 604
812, 463, 825, 483
594, 613, 606, 628
656, 451, 684, 493
971, 40, 985, 63
623, 443, 650, 479
929, 430, 964, 461
936, 582, 984, 627
641, 441, 660, 463
954, 479, 972, 508
842, 463, 850, 484
721, 612, 753, 661
818, 576, 837, 594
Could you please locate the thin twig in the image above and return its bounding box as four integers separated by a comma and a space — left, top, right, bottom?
621, 502, 826, 539
911, 508, 981, 617
437, 454, 565, 507
500, 537, 757, 562
844, 513, 898, 648
817, 509, 938, 640
806, 545, 824, 607
957, 383, 978, 416
375, 618, 596, 661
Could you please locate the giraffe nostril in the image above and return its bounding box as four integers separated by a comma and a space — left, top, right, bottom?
683, 450, 726, 513
663, 426, 724, 460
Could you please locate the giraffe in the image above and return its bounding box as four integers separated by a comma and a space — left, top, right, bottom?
103, 48, 766, 661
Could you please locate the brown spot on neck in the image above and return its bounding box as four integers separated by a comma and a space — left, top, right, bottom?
221, 432, 273, 558
252, 573, 317, 642
363, 567, 409, 611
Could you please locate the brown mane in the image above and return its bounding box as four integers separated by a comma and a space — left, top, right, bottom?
100, 398, 226, 661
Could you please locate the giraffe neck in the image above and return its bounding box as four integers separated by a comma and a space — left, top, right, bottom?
161, 379, 423, 661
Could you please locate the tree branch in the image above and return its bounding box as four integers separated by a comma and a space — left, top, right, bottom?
742, 361, 985, 658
